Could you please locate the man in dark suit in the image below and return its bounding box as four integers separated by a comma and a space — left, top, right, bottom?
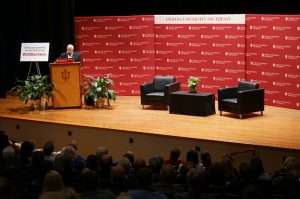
60, 44, 82, 66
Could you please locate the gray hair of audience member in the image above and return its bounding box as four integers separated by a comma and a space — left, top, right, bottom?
283, 156, 297, 172
123, 151, 134, 166
2, 146, 15, 161
43, 170, 65, 192
53, 153, 64, 171
118, 157, 132, 175
61, 145, 76, 159
96, 146, 108, 157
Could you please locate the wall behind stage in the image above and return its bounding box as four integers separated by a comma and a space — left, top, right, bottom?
75, 14, 300, 110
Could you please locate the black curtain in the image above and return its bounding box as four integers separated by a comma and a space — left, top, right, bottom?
1, 0, 299, 98
0, 0, 75, 98
74, 0, 300, 16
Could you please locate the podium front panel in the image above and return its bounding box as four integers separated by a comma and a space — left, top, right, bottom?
50, 62, 81, 108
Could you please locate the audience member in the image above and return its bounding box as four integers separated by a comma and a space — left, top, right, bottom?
42, 170, 65, 192
80, 169, 115, 199
164, 148, 185, 168
127, 168, 167, 199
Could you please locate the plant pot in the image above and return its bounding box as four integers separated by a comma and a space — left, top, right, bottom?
95, 98, 105, 108
33, 100, 41, 110
189, 87, 197, 93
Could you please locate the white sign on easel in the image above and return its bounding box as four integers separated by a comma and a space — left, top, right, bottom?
20, 43, 50, 78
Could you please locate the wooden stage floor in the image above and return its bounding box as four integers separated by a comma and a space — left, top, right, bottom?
0, 96, 300, 151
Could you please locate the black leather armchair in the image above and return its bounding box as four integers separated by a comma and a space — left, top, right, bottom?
218, 81, 264, 119
140, 76, 180, 109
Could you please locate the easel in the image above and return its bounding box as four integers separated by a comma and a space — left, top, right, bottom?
27, 62, 41, 79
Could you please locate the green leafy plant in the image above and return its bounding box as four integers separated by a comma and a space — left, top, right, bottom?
188, 76, 200, 90
10, 75, 55, 106
81, 74, 116, 107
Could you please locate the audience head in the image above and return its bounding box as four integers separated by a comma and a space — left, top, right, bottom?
136, 168, 152, 188
170, 147, 181, 161
201, 151, 212, 170
31, 150, 45, 168
160, 164, 175, 184
123, 151, 134, 166
239, 162, 255, 183
111, 165, 126, 184
186, 150, 199, 165
249, 156, 264, 179
187, 168, 208, 193
283, 156, 297, 172
43, 170, 65, 192
0, 177, 14, 199
62, 145, 76, 159
149, 156, 163, 174
61, 153, 75, 171
134, 158, 146, 171
68, 140, 78, 151
96, 146, 108, 157
43, 141, 54, 156
20, 140, 35, 164
242, 185, 264, 199
208, 162, 226, 186
100, 154, 113, 172
118, 157, 132, 175
81, 169, 98, 191
116, 192, 134, 199
221, 155, 235, 179
85, 154, 98, 171
1, 146, 15, 162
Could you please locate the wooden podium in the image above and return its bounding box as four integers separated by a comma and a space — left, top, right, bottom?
50, 62, 81, 108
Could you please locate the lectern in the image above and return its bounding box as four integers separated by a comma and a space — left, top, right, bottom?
50, 62, 81, 108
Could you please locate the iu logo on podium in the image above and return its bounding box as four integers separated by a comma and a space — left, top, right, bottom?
61, 69, 70, 81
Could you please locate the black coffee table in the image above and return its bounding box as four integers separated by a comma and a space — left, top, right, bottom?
169, 91, 215, 116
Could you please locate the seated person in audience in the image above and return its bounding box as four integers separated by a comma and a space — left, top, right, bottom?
0, 177, 15, 199
149, 156, 164, 183
153, 164, 184, 197
96, 146, 109, 158
80, 169, 116, 199
43, 141, 57, 162
200, 151, 212, 172
164, 148, 185, 169
173, 168, 210, 199
127, 168, 167, 199
123, 151, 135, 167
110, 165, 128, 195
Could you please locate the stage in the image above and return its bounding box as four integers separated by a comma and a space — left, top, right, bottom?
1, 96, 300, 151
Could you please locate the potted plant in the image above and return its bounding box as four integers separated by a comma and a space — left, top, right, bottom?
188, 76, 200, 93
81, 74, 116, 108
9, 75, 55, 110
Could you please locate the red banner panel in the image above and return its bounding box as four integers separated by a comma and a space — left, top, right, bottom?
246, 15, 300, 109
75, 14, 300, 110
75, 16, 155, 95
154, 15, 246, 95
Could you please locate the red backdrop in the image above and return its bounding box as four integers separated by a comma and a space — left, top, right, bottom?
75, 14, 300, 109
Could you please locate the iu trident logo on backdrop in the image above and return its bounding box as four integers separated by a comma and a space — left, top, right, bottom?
61, 69, 70, 81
